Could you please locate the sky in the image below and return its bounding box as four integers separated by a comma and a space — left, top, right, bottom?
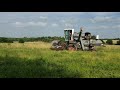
0, 12, 120, 39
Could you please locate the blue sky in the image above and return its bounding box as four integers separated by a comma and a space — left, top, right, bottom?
0, 12, 120, 38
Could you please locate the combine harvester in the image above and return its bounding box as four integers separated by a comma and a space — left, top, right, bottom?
50, 27, 103, 51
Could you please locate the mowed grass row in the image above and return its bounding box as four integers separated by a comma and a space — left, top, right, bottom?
0, 42, 120, 78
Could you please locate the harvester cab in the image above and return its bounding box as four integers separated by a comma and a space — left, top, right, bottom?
63, 27, 95, 51
64, 29, 74, 41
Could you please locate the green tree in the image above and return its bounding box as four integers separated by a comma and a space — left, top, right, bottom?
106, 39, 113, 45
116, 40, 120, 45
91, 35, 96, 39
19, 39, 24, 43
0, 37, 8, 42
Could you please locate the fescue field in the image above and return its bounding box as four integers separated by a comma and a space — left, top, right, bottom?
0, 42, 120, 78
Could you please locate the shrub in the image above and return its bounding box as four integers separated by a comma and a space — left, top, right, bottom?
116, 40, 120, 45
19, 39, 24, 43
106, 39, 113, 45
91, 35, 96, 39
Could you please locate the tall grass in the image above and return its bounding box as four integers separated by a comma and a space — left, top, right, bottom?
0, 42, 120, 78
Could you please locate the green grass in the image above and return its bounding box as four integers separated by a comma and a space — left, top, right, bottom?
0, 42, 120, 78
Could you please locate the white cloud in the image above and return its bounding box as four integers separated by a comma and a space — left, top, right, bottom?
61, 18, 78, 28
89, 24, 120, 30
13, 22, 25, 27
65, 23, 73, 28
14, 22, 22, 25
90, 12, 118, 16
89, 25, 109, 30
46, 12, 86, 16
90, 16, 113, 23
112, 25, 120, 30
39, 16, 48, 19
51, 23, 58, 27
60, 20, 66, 23
60, 17, 78, 22
12, 21, 47, 27
90, 15, 120, 26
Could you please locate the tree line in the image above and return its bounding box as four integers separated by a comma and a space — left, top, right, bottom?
0, 36, 120, 45
101, 39, 120, 45
0, 36, 65, 43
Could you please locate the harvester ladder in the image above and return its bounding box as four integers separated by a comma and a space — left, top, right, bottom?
80, 37, 85, 50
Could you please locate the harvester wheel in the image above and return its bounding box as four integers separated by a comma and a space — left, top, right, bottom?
68, 46, 76, 51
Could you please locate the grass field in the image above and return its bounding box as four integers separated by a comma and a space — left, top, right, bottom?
0, 42, 120, 78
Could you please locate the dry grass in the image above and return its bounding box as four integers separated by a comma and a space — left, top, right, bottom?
24, 41, 51, 49
0, 41, 51, 49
